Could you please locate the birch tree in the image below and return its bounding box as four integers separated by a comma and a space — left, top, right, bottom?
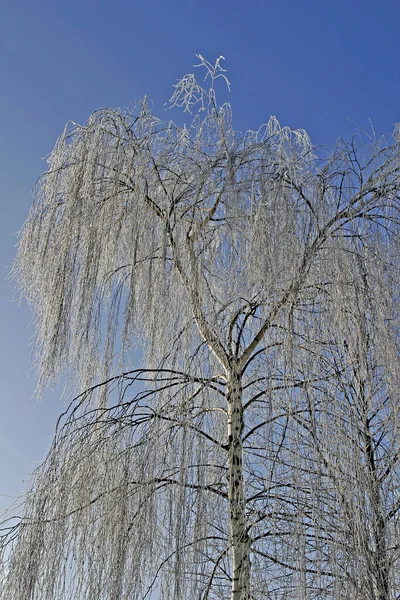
283, 255, 400, 599
1, 57, 400, 599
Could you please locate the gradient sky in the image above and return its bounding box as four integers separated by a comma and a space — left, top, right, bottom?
1, 0, 399, 510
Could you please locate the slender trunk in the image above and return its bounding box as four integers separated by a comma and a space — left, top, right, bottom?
364, 416, 389, 600
370, 485, 389, 600
226, 370, 251, 600
372, 510, 389, 600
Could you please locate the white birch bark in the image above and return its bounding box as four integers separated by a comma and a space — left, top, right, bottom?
226, 369, 251, 600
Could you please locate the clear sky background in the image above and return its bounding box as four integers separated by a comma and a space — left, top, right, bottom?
0, 0, 399, 510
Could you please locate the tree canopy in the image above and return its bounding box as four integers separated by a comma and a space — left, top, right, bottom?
2, 56, 400, 600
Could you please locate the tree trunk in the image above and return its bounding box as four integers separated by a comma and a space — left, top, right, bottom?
226, 370, 251, 600
365, 434, 390, 600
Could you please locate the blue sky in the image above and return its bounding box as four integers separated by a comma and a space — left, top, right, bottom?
1, 0, 399, 508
